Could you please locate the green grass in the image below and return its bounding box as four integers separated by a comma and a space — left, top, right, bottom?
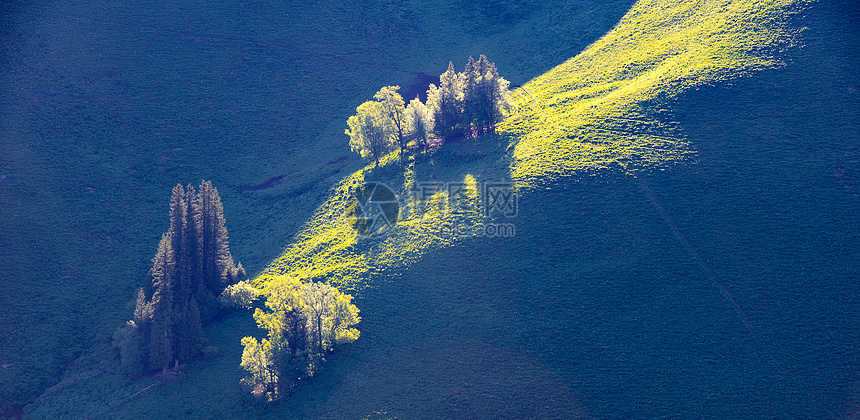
257, 0, 815, 287
250, 0, 815, 326
501, 0, 813, 188
6, 0, 860, 417
1, 0, 634, 416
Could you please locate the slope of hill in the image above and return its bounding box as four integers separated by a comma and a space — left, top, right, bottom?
0, 0, 635, 416
4, 0, 860, 418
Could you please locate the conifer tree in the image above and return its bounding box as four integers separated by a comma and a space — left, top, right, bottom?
178, 297, 204, 362
474, 55, 512, 135
132, 286, 151, 364
148, 233, 175, 372
460, 56, 479, 136
427, 61, 463, 140
168, 185, 192, 326
116, 180, 244, 374
133, 287, 151, 328
195, 181, 239, 296
185, 183, 203, 296
405, 97, 434, 150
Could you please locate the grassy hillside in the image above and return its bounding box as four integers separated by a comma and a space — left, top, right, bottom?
0, 0, 635, 416
502, 0, 813, 186
5, 0, 860, 418
252, 0, 815, 295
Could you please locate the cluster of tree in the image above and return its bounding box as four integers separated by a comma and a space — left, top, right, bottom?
113, 181, 245, 375
239, 276, 360, 400
346, 55, 512, 165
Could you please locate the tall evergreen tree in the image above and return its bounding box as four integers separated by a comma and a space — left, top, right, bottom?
474, 55, 512, 135
427, 61, 463, 140
195, 181, 239, 296
185, 183, 203, 297
177, 297, 204, 363
460, 56, 479, 136
168, 185, 191, 321
405, 96, 434, 150
116, 180, 244, 374
147, 233, 174, 372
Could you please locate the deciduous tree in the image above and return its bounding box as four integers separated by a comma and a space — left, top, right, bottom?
374, 86, 408, 152
301, 282, 335, 355
240, 336, 279, 399
239, 276, 360, 400
345, 100, 397, 166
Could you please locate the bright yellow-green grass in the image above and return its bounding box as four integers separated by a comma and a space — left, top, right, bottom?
252, 148, 492, 292
500, 0, 812, 188
254, 0, 812, 291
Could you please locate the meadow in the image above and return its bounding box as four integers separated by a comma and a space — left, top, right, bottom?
2, 0, 859, 418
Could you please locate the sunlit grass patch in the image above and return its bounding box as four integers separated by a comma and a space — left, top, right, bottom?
254, 147, 504, 292
256, 0, 814, 293
499, 0, 813, 188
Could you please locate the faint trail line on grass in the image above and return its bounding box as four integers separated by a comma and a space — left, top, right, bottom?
517, 87, 550, 125
88, 381, 160, 419
636, 175, 760, 341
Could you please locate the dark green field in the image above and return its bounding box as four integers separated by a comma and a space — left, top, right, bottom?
1, 0, 859, 418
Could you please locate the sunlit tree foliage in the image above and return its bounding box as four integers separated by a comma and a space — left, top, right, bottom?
405, 96, 434, 150
239, 276, 360, 400
348, 55, 510, 155
374, 86, 408, 152
346, 100, 398, 166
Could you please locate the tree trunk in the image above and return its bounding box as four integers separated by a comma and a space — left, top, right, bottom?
317, 316, 323, 355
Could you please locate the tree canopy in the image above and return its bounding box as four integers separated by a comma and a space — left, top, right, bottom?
239, 276, 360, 400
346, 55, 511, 161
374, 86, 408, 152
346, 100, 397, 166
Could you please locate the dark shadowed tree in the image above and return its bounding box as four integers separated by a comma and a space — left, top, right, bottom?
177, 297, 204, 363
475, 55, 512, 135
195, 181, 241, 298
112, 320, 144, 377
148, 233, 174, 372
427, 61, 463, 140
116, 180, 244, 374
168, 184, 193, 360
460, 56, 479, 135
